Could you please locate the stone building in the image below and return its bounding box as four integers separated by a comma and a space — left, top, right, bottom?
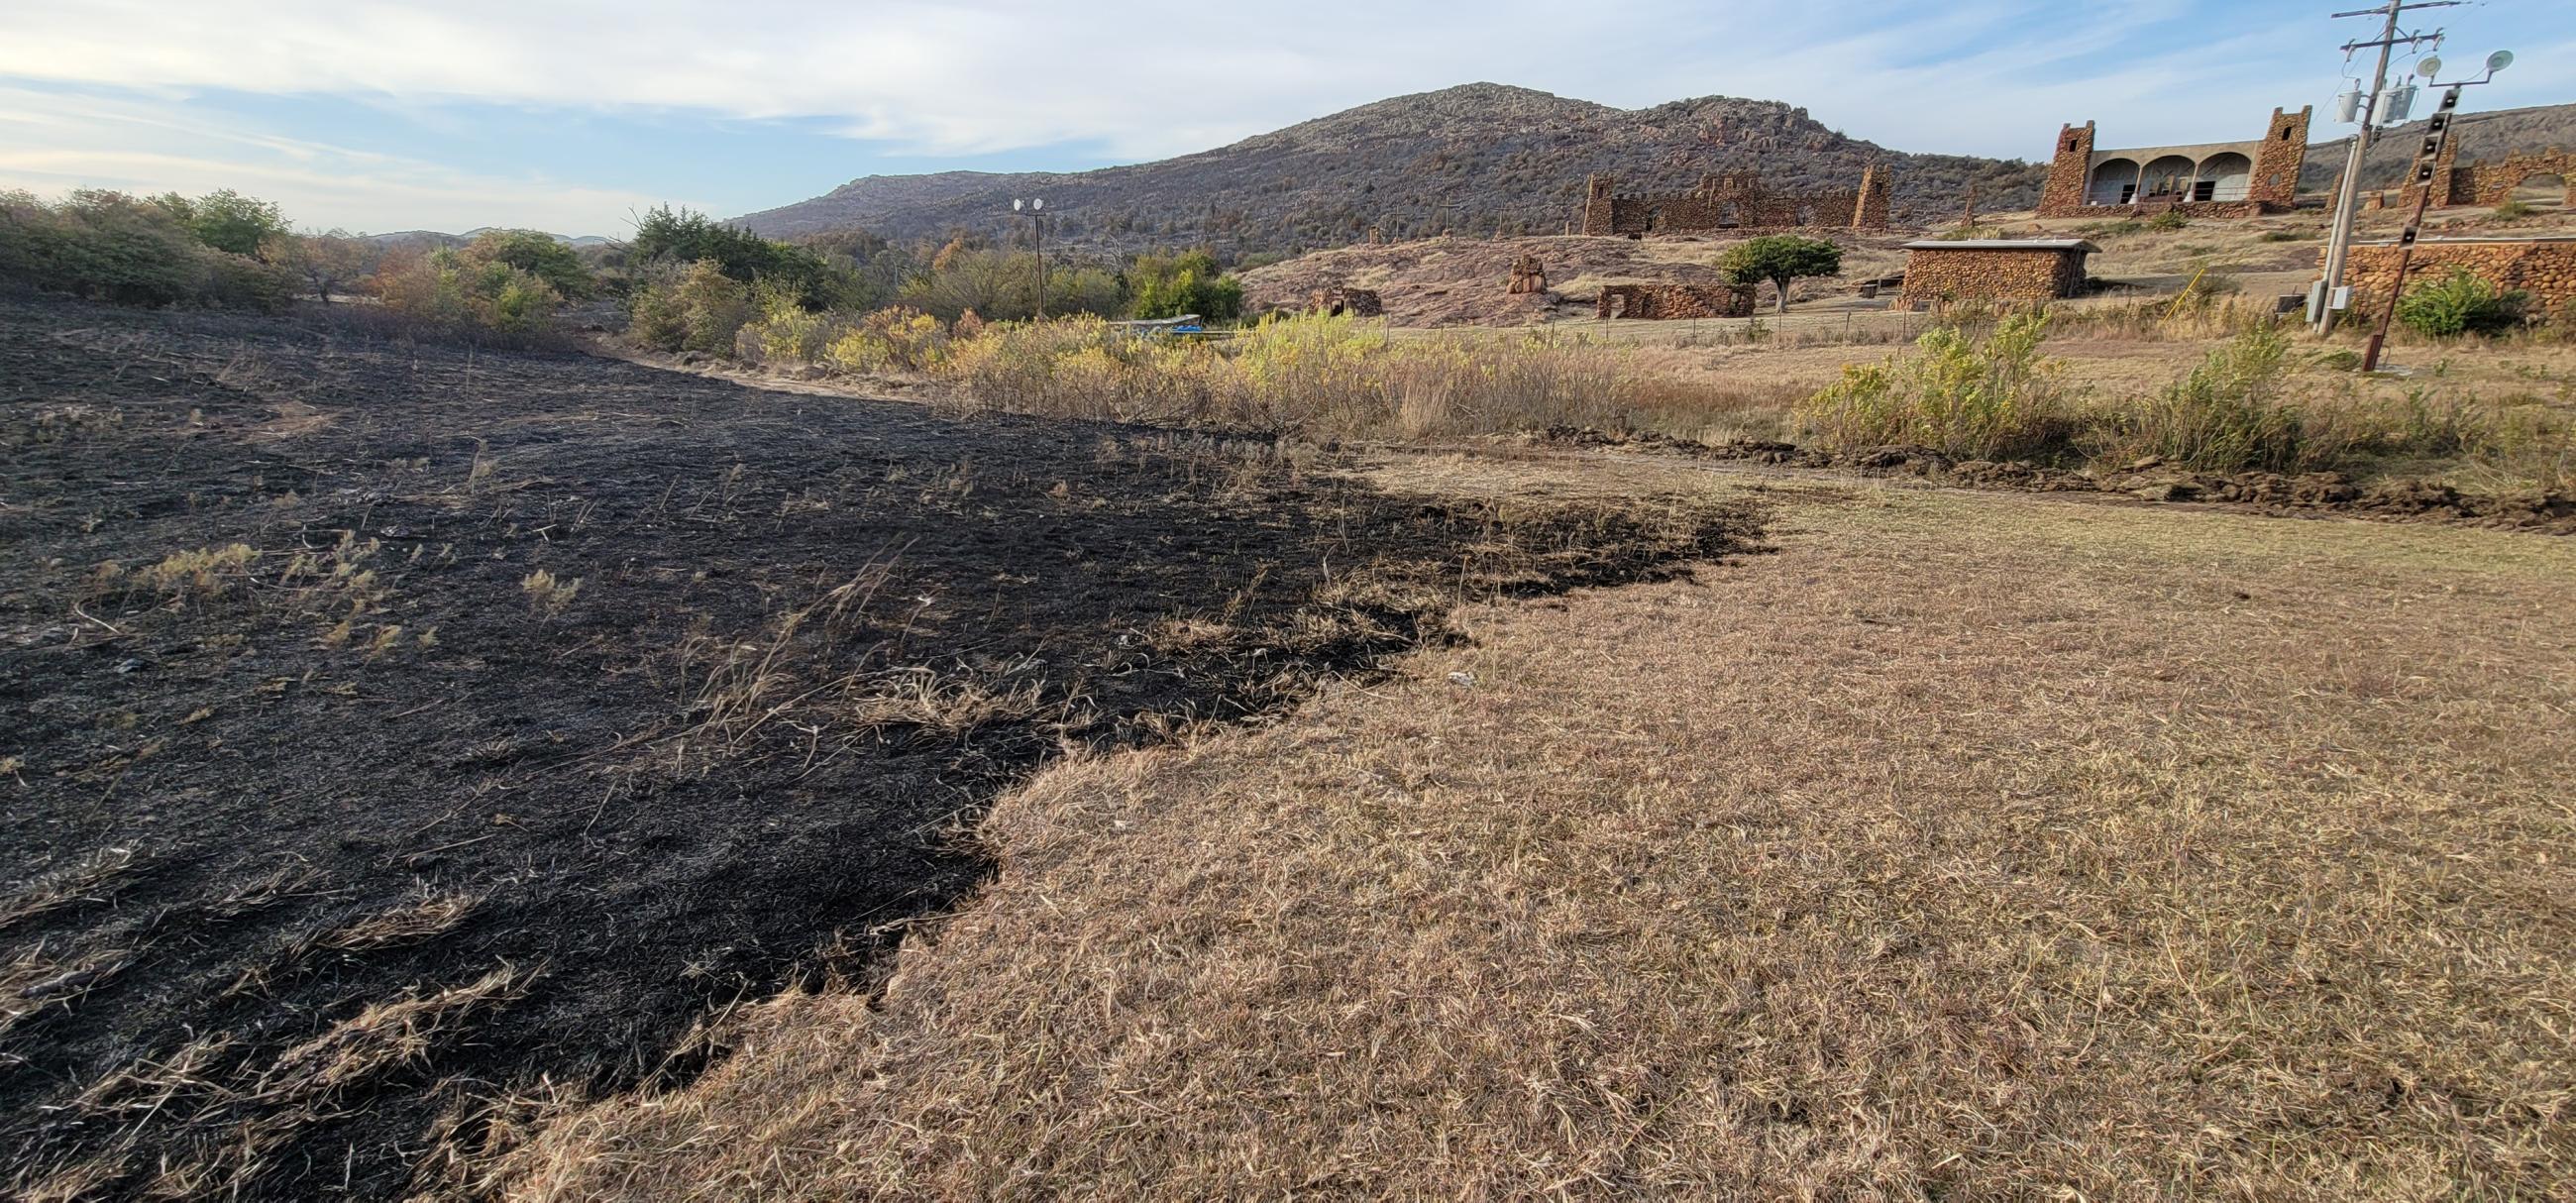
2339, 236, 2576, 321
2037, 109, 2309, 218
1580, 166, 1892, 236
1506, 255, 1548, 294
1898, 240, 2097, 306
2396, 144, 2576, 211
1596, 283, 1757, 320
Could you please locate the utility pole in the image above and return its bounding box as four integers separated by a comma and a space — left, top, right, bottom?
2312, 0, 2459, 335
1013, 197, 1047, 319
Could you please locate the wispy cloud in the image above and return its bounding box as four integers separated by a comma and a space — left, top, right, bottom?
0, 0, 2563, 232
0, 85, 685, 233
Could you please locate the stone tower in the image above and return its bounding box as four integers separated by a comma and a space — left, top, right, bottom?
1581, 175, 1616, 236
2249, 106, 2311, 209
1851, 163, 1892, 229
2037, 122, 2096, 216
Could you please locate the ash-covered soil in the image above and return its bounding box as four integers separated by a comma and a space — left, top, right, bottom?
0, 299, 1757, 1199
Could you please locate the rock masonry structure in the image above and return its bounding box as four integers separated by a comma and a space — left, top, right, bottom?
1306, 286, 1383, 317
1595, 283, 1756, 320
1898, 240, 2097, 307
2038, 109, 2308, 218
1506, 254, 1548, 294
2396, 145, 2576, 211
1580, 167, 1891, 236
2340, 236, 2576, 322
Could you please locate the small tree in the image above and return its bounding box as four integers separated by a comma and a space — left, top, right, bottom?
180, 189, 289, 259
268, 230, 371, 303
462, 229, 592, 299
1718, 235, 1842, 313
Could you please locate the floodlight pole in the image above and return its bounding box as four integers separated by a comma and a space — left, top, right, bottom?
2313, 0, 2460, 336
1013, 198, 1048, 319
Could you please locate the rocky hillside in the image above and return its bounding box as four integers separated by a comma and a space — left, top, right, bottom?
741, 85, 2576, 259
2301, 102, 2576, 193
737, 84, 2046, 257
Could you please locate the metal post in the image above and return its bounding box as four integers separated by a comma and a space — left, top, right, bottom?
2363, 83, 2466, 371
2315, 1, 2460, 336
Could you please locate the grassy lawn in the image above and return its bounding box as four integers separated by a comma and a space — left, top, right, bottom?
498, 458, 2576, 1200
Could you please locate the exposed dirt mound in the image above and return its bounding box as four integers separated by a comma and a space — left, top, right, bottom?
0, 299, 1760, 1199
1540, 427, 2576, 535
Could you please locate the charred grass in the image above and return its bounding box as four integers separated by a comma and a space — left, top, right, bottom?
0, 298, 1758, 1198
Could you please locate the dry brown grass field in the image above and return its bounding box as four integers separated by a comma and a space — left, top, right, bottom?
498, 453, 2576, 1200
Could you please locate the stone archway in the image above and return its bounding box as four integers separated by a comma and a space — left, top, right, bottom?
2140, 155, 2197, 203
2196, 152, 2253, 202
2088, 158, 2140, 206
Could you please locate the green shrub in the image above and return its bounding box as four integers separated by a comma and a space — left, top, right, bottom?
625, 260, 750, 354
2093, 323, 2307, 472
2258, 229, 2311, 243
462, 229, 593, 299
2395, 270, 2526, 338
1127, 250, 1244, 322
1795, 310, 2072, 460
2146, 210, 2190, 232
151, 189, 289, 259
370, 248, 564, 343
2493, 199, 2534, 221
0, 188, 294, 310
629, 206, 845, 307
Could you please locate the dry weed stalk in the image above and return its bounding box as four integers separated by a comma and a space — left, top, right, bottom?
0, 846, 141, 932
255, 962, 538, 1103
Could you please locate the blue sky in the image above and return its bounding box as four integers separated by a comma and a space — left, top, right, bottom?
1, 0, 2567, 237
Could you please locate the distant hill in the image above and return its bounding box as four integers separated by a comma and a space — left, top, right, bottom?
736, 83, 2047, 257
361, 229, 613, 248
740, 85, 2576, 259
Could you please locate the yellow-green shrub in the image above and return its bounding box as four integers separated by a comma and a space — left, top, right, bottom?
1797, 310, 2074, 460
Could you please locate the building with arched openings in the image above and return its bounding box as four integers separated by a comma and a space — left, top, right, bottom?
2037, 109, 2310, 218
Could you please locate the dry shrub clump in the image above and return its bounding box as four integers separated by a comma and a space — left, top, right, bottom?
938, 311, 1705, 437
1797, 309, 2075, 460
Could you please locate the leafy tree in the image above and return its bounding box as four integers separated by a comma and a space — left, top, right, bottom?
629, 205, 844, 307
268, 230, 372, 303
1127, 249, 1244, 322
176, 189, 289, 259
1, 188, 291, 310
462, 229, 593, 298
1718, 235, 1844, 313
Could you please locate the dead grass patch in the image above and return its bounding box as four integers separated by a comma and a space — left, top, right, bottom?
257, 962, 537, 1103
493, 476, 2576, 1200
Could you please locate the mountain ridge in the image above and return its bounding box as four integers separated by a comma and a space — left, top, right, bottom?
738, 84, 2576, 258
735, 83, 2043, 256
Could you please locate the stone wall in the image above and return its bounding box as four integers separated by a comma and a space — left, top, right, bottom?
1899, 249, 2089, 306
1579, 166, 1892, 236
2406, 148, 2576, 209
1596, 283, 1757, 320
1506, 255, 1548, 294
2340, 239, 2576, 321
1306, 287, 1383, 317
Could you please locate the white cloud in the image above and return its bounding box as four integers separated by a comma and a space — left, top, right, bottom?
0, 1, 2564, 231
0, 86, 684, 233
10, 0, 2560, 162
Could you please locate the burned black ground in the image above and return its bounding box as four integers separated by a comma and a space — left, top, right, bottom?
0, 299, 1756, 1199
